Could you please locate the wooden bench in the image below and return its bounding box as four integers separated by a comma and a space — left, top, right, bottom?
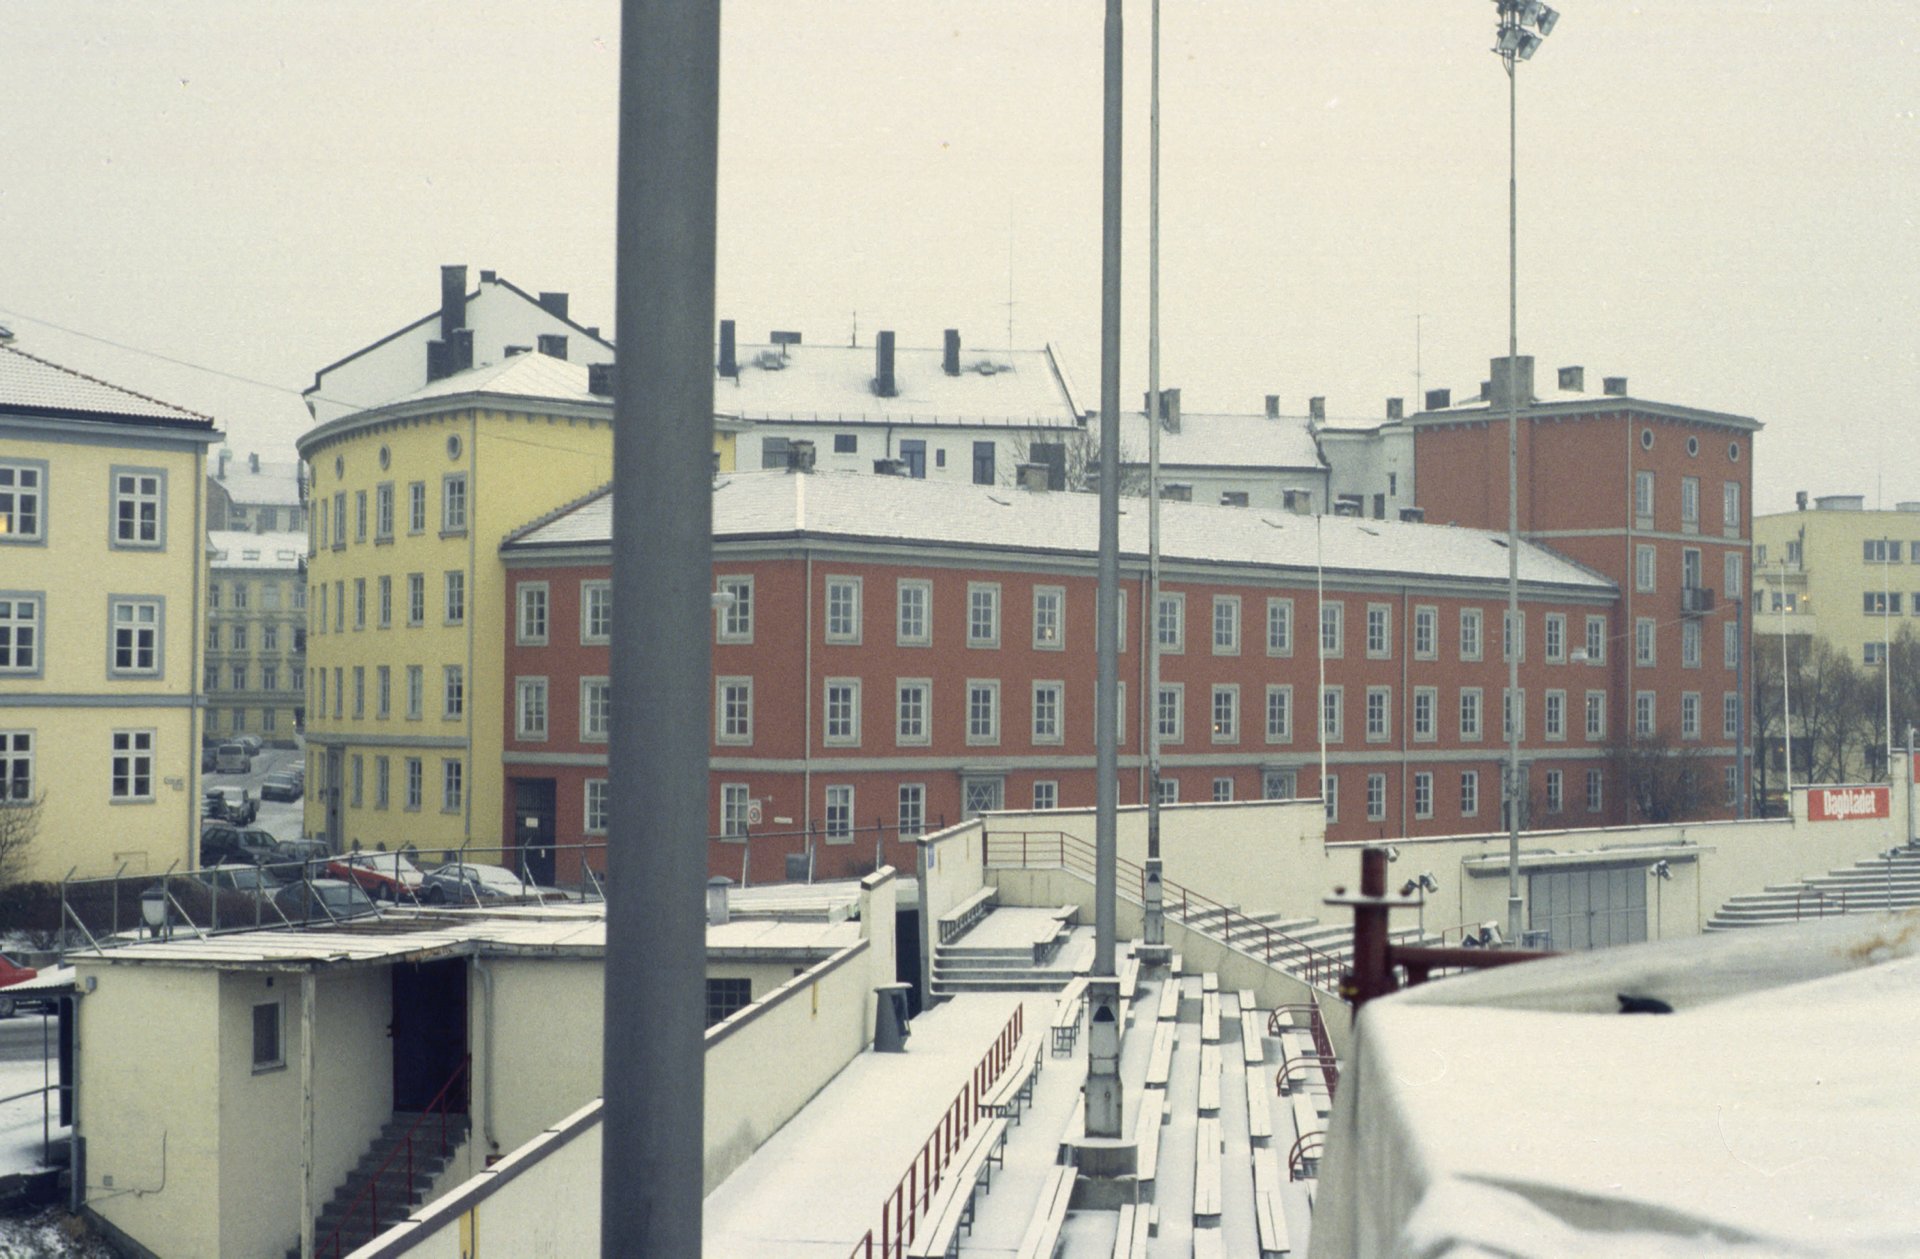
1201, 970, 1219, 994
1238, 988, 1259, 1016
979, 1035, 1044, 1123
1198, 1044, 1222, 1114
1290, 1087, 1325, 1164
1144, 1022, 1177, 1089
1193, 1116, 1223, 1221
905, 1115, 1009, 1258
1134, 1087, 1165, 1189
1240, 1011, 1267, 1066
1245, 1065, 1273, 1141
1192, 1228, 1225, 1259
1201, 991, 1221, 1044
937, 886, 997, 946
1014, 1163, 1077, 1259
1252, 1148, 1292, 1256
1052, 976, 1089, 1056
1117, 955, 1141, 1023
1057, 1096, 1086, 1165
1156, 976, 1181, 1022
1111, 1202, 1150, 1259
1169, 953, 1183, 978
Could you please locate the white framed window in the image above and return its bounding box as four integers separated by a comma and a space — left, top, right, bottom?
966, 680, 1000, 745
407, 573, 425, 626
355, 489, 368, 543
331, 493, 345, 548
374, 756, 389, 809
585, 779, 609, 834
1586, 690, 1607, 741
1033, 780, 1060, 810
896, 579, 931, 647
1682, 619, 1702, 668
1266, 597, 1293, 656
111, 468, 165, 548
1635, 617, 1656, 666
110, 729, 154, 800
1723, 481, 1741, 537
408, 481, 427, 534
108, 597, 163, 676
823, 678, 861, 746
1544, 613, 1566, 663
376, 666, 390, 719
1586, 615, 1607, 664
0, 731, 34, 802
1586, 768, 1604, 812
1322, 773, 1338, 824
1034, 586, 1065, 650
1211, 685, 1239, 743
1545, 769, 1564, 813
896, 679, 930, 746
1319, 601, 1344, 658
404, 757, 423, 811
0, 461, 47, 543
1212, 777, 1235, 803
1503, 609, 1524, 663
406, 666, 424, 720
581, 677, 611, 741
1262, 769, 1298, 801
716, 677, 752, 745
1321, 685, 1343, 742
1635, 690, 1656, 736
375, 482, 394, 540
0, 595, 43, 676
353, 578, 366, 630
1635, 544, 1656, 593
1634, 470, 1654, 523
720, 783, 751, 837
1723, 551, 1743, 600
1725, 764, 1740, 806
580, 580, 613, 644
1212, 595, 1240, 655
444, 570, 465, 626
717, 575, 753, 643
1459, 770, 1479, 818
1265, 685, 1292, 743
1866, 641, 1889, 666
824, 785, 854, 841
1724, 692, 1741, 740
1412, 687, 1436, 742
1154, 778, 1180, 806
441, 473, 468, 534
517, 582, 550, 645
1460, 608, 1483, 661
1365, 687, 1390, 742
443, 665, 464, 719
1544, 689, 1566, 740
957, 776, 999, 820
1366, 772, 1386, 822
1680, 475, 1700, 532
1155, 592, 1184, 653
1031, 681, 1064, 744
378, 575, 392, 628
897, 784, 926, 837
967, 582, 1001, 648
1681, 691, 1701, 739
442, 758, 464, 812
1503, 687, 1524, 740
1459, 688, 1483, 740
1155, 684, 1184, 743
352, 666, 364, 718
350, 754, 364, 807
1412, 772, 1433, 819
1365, 604, 1391, 659
1413, 605, 1437, 660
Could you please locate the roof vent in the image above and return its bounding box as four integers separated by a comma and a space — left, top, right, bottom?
873, 458, 908, 477
1265, 395, 1281, 419
1386, 397, 1404, 420
1016, 463, 1049, 492
537, 291, 570, 320
1558, 365, 1585, 392
1333, 495, 1363, 517
1425, 388, 1451, 411
1399, 506, 1426, 523
1308, 397, 1326, 422
787, 440, 816, 473
537, 334, 568, 361
249, 452, 260, 473
504, 345, 530, 357
718, 319, 737, 378
873, 331, 897, 398
588, 363, 616, 397
943, 329, 961, 377
752, 349, 786, 371
1603, 375, 1629, 396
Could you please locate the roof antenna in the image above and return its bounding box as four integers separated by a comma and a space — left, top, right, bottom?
1004, 210, 1018, 359
849, 311, 857, 349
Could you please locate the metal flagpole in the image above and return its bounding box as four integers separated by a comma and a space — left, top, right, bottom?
1141, 0, 1168, 963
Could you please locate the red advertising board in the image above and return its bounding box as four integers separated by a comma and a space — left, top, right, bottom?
1808, 785, 1890, 822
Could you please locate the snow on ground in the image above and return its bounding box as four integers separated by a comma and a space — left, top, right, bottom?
0, 1206, 115, 1259
0, 1035, 63, 1178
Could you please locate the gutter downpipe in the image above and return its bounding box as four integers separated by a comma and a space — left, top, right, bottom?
473, 958, 499, 1154
300, 969, 315, 1259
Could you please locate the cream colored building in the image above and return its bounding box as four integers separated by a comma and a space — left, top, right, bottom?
0, 339, 218, 879
1754, 494, 1920, 666
204, 530, 308, 745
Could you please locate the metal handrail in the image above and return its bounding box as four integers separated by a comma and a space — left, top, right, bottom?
1286, 1130, 1325, 1181
321, 1055, 471, 1259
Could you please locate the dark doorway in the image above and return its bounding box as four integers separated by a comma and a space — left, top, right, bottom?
512, 778, 558, 885
391, 959, 469, 1113
325, 748, 344, 851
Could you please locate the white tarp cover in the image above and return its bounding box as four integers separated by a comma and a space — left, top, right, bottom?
1310, 911, 1920, 1258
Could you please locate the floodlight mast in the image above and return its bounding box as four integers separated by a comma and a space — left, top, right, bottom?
1492, 0, 1556, 948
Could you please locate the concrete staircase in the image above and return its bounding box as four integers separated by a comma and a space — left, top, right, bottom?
301, 1110, 470, 1258
1181, 904, 1433, 973
1708, 842, 1920, 930
930, 938, 1089, 997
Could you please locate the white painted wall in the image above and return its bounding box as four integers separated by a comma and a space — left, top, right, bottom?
472, 957, 601, 1162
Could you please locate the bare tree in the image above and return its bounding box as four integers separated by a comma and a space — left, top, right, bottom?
0, 795, 40, 887
1608, 729, 1713, 824
1005, 429, 1150, 496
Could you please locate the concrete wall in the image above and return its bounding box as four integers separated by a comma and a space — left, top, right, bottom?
471, 956, 601, 1161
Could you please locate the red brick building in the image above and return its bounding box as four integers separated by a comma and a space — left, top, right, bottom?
495, 468, 1700, 884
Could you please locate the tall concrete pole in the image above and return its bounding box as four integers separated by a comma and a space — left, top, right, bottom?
603, 4, 718, 1254
1501, 13, 1525, 948
1085, 0, 1125, 1143
1141, 0, 1168, 962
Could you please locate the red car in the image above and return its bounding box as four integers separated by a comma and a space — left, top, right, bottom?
325, 851, 425, 901
0, 954, 39, 1018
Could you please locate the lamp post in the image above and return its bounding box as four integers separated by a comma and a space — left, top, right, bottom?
1491, 0, 1558, 947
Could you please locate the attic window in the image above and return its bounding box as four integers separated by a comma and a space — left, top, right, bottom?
276, 550, 298, 561
241, 549, 261, 560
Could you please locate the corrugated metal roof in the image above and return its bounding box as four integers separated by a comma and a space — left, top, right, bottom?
506, 469, 1615, 591
712, 341, 1080, 428
1116, 410, 1324, 470
0, 343, 215, 427
207, 531, 308, 570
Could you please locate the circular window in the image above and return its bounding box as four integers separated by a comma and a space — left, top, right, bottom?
1729, 442, 1741, 463
1686, 436, 1700, 457
378, 445, 391, 470
1639, 428, 1654, 451
447, 434, 463, 461
334, 455, 345, 479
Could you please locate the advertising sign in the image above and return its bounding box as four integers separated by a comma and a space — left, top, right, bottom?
1808, 785, 1890, 822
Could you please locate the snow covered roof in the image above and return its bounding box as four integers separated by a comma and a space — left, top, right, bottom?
394, 350, 602, 409
1410, 380, 1760, 431
207, 531, 308, 570
211, 453, 303, 506
503, 470, 1615, 593
1114, 410, 1324, 471
0, 342, 216, 430
711, 340, 1081, 429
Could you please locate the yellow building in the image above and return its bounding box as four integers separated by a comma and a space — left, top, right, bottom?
205, 531, 308, 744
1754, 494, 1920, 666
0, 339, 219, 880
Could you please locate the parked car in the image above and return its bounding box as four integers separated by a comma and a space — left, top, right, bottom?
201, 745, 219, 773
260, 771, 303, 802
237, 735, 263, 756
213, 742, 253, 774
326, 851, 424, 901
195, 864, 287, 895
273, 879, 378, 925
0, 954, 38, 1018
204, 786, 258, 825
200, 823, 284, 867
419, 863, 557, 906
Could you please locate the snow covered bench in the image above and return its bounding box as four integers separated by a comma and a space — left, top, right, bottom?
1193, 1116, 1223, 1221
1051, 976, 1088, 1056
1144, 1022, 1177, 1089
937, 886, 998, 946
1014, 1163, 1077, 1259
906, 1115, 1009, 1259
979, 1034, 1044, 1123
1111, 1201, 1151, 1258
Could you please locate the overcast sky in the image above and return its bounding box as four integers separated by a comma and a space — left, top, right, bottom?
4, 2, 1915, 515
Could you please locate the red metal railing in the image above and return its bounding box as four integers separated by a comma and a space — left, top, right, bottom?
1287, 1130, 1325, 1182
846, 1005, 1024, 1259
1268, 1003, 1340, 1097
321, 1056, 471, 1259
984, 831, 1349, 991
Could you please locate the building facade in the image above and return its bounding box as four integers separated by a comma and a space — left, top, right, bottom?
207, 448, 307, 533
204, 531, 308, 745
491, 470, 1705, 885
1753, 494, 1920, 667
0, 340, 219, 879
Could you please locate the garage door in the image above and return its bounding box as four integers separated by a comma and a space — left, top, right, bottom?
1528, 865, 1647, 951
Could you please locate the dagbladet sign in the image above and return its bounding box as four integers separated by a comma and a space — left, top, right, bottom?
1808, 785, 1890, 822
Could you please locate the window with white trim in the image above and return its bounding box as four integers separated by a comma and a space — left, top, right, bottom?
1413, 605, 1437, 659
581, 678, 611, 741
1212, 777, 1235, 803
1365, 687, 1390, 742
1320, 601, 1344, 657
1636, 617, 1656, 666
1459, 770, 1479, 818
1321, 685, 1343, 742
1034, 587, 1065, 650
1265, 685, 1292, 743
109, 598, 162, 676
1212, 596, 1240, 655
823, 679, 860, 746
1682, 619, 1702, 668
1680, 475, 1700, 532
0, 732, 33, 802
441, 474, 468, 534
896, 680, 929, 745
110, 729, 154, 800
1155, 593, 1184, 653
444, 571, 465, 626
406, 666, 423, 720
1681, 691, 1701, 739
375, 482, 394, 540
1586, 768, 1604, 812
1503, 687, 1524, 740
1366, 772, 1386, 822
407, 573, 425, 626
1412, 687, 1436, 741
1459, 688, 1483, 740
1635, 690, 1656, 736
967, 582, 1000, 648
1032, 681, 1063, 744
442, 758, 464, 812
585, 779, 609, 834
112, 469, 164, 547
1155, 684, 1183, 743
1586, 690, 1607, 740
581, 580, 612, 644
1211, 685, 1238, 743
0, 595, 42, 675
517, 583, 550, 645
1586, 615, 1607, 664
1266, 597, 1293, 656
717, 576, 753, 643
443, 665, 464, 719
0, 462, 45, 542
405, 758, 423, 811
824, 785, 853, 840
1545, 769, 1564, 813
1460, 608, 1483, 661
1323, 773, 1339, 823
716, 678, 752, 744
1724, 692, 1740, 740
1544, 613, 1565, 663
897, 784, 925, 837
408, 481, 427, 534
377, 576, 392, 628
1034, 780, 1060, 810
1503, 609, 1524, 663
967, 680, 1000, 745
1635, 544, 1656, 593
1262, 769, 1298, 801
1365, 604, 1391, 659
720, 783, 750, 837
1544, 689, 1566, 740
896, 580, 930, 647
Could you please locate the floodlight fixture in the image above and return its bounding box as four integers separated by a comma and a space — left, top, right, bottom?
1535, 5, 1560, 35
1417, 872, 1440, 893
1400, 879, 1419, 898
1385, 844, 1401, 861
1649, 859, 1673, 881
1496, 26, 1524, 54
1517, 31, 1542, 60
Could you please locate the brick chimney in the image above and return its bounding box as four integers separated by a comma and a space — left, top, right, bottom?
717, 320, 737, 378
943, 329, 961, 376
873, 331, 897, 397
